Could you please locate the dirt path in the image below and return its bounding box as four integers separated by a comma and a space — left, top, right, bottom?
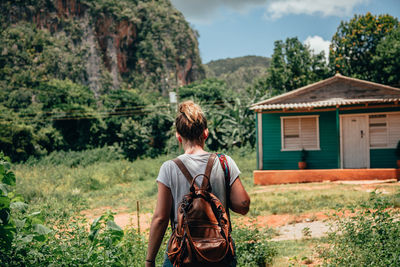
81, 180, 399, 240
81, 208, 334, 240
81, 207, 153, 231
272, 221, 332, 241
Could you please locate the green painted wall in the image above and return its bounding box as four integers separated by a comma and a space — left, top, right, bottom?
261, 111, 339, 170
260, 106, 400, 170
256, 113, 259, 170
370, 149, 397, 168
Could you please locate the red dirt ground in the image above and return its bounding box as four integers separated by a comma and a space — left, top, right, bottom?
81, 181, 400, 230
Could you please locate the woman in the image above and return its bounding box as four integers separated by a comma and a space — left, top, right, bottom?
146, 101, 250, 267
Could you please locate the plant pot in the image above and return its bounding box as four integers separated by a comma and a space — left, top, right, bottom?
397, 159, 400, 168
298, 161, 307, 170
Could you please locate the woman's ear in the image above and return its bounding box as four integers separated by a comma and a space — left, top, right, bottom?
203, 129, 209, 140
176, 132, 182, 143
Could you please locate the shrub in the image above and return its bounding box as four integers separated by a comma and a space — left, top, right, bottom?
0, 152, 52, 266
118, 118, 149, 161
25, 146, 123, 167
232, 223, 277, 266
319, 191, 400, 266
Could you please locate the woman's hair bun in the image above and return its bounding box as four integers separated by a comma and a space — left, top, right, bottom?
179, 101, 203, 123
175, 100, 207, 145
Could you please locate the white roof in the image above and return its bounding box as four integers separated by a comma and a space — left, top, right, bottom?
251, 74, 400, 111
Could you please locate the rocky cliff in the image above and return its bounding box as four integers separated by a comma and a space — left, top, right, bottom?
0, 0, 204, 96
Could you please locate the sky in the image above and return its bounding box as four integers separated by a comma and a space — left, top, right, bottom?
170, 0, 400, 63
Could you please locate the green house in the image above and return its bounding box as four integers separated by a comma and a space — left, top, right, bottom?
251, 74, 400, 171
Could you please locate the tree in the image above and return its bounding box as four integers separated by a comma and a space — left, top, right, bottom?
371, 27, 400, 87
254, 37, 329, 98
329, 13, 399, 84
178, 78, 229, 104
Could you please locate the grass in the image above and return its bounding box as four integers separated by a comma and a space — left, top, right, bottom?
249, 184, 370, 216
13, 148, 257, 216
14, 148, 400, 218
271, 238, 326, 266
11, 148, 400, 266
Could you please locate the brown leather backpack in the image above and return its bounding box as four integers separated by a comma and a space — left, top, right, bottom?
167, 153, 235, 267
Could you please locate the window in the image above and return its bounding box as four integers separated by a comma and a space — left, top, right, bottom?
369, 113, 400, 148
281, 116, 319, 150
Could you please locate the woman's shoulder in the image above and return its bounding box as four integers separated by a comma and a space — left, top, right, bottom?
216, 153, 236, 163
160, 159, 175, 170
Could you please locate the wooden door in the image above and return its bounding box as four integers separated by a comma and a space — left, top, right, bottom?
342, 116, 368, 168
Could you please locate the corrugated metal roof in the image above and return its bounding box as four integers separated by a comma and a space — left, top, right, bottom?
250, 98, 400, 111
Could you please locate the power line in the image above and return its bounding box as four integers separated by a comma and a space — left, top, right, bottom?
0, 100, 235, 123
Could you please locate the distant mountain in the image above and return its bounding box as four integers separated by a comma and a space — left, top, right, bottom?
205, 56, 270, 92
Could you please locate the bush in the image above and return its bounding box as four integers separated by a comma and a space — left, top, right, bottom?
25, 146, 123, 167
232, 223, 277, 266
0, 122, 37, 162
118, 118, 149, 161
0, 152, 52, 266
319, 191, 400, 266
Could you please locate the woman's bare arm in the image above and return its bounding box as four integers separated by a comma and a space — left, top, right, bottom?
229, 177, 250, 215
146, 182, 172, 267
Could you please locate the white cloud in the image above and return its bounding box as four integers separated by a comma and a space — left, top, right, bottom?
170, 0, 267, 24
304, 35, 330, 60
171, 0, 368, 24
265, 0, 368, 20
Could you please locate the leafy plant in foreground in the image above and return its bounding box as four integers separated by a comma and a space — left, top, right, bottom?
232, 223, 277, 267
0, 152, 51, 266
319, 191, 400, 266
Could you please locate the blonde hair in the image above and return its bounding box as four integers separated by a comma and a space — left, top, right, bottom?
175, 101, 207, 145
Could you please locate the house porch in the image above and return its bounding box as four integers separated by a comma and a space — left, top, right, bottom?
254, 168, 400, 185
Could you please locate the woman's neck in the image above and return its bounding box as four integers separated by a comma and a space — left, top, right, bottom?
182, 142, 207, 155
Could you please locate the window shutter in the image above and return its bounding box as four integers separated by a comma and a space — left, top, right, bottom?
369, 114, 388, 148
300, 117, 318, 149
283, 118, 300, 149
282, 116, 319, 150
388, 114, 400, 147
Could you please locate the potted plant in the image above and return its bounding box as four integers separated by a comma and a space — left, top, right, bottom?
298, 149, 308, 169
396, 140, 400, 168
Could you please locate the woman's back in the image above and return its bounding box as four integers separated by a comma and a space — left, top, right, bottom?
157, 153, 240, 225
146, 101, 249, 267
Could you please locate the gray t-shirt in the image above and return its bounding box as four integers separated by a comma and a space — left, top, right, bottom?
156, 153, 240, 225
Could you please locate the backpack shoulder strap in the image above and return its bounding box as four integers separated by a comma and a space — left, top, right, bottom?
172, 157, 193, 185
216, 153, 232, 231
170, 157, 194, 230
201, 153, 217, 188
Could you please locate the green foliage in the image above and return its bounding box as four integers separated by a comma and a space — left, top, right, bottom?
100, 88, 146, 146
232, 223, 277, 267
178, 78, 228, 103
0, 22, 86, 95
0, 122, 37, 162
206, 56, 270, 77
330, 13, 400, 84
178, 79, 256, 151
319, 192, 400, 266
88, 211, 125, 265
143, 111, 174, 158
0, 152, 52, 265
0, 0, 205, 161
206, 56, 270, 93
37, 79, 95, 110
371, 26, 400, 87
118, 118, 149, 161
254, 37, 330, 98
205, 98, 255, 150
25, 146, 123, 168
